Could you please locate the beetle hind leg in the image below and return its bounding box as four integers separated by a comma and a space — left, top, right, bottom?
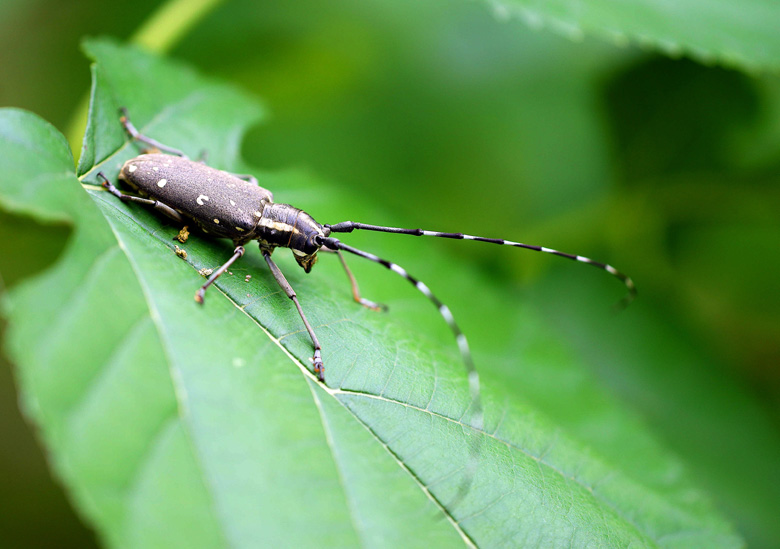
97, 172, 185, 223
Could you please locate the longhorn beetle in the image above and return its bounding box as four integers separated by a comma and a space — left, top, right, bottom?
99, 108, 636, 446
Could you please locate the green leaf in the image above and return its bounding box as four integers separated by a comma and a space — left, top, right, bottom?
530, 270, 780, 548
0, 38, 742, 547
488, 0, 780, 71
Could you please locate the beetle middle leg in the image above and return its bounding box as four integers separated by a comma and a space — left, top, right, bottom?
194, 246, 245, 304
262, 250, 325, 382
120, 107, 189, 158
229, 173, 259, 186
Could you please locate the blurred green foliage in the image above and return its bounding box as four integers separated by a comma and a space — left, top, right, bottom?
1, 0, 779, 546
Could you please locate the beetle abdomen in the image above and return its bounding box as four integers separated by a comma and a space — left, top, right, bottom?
120, 154, 273, 240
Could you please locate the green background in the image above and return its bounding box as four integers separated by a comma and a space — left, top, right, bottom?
1, 0, 779, 546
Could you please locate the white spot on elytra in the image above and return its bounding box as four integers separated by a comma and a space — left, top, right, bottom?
213, 218, 220, 224
128, 164, 137, 173
153, 166, 159, 171
196, 195, 209, 205
230, 200, 236, 206
157, 179, 167, 188
254, 211, 263, 217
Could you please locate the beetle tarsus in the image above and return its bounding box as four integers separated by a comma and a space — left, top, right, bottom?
313, 349, 324, 382
97, 172, 118, 194
357, 297, 387, 312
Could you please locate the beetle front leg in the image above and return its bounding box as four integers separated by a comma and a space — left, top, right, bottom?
319, 246, 386, 311
335, 249, 387, 311
262, 250, 325, 382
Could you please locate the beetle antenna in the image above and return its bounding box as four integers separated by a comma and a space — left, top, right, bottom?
320, 235, 483, 504
327, 221, 636, 308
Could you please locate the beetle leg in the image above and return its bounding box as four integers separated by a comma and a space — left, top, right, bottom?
97, 172, 185, 223
334, 249, 387, 311
262, 250, 325, 382
119, 107, 189, 158
228, 173, 259, 186
194, 246, 245, 304
318, 246, 386, 311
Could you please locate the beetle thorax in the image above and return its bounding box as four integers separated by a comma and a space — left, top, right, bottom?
256, 203, 328, 272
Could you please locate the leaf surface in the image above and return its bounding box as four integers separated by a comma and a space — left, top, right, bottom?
0, 38, 741, 547
488, 0, 780, 71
